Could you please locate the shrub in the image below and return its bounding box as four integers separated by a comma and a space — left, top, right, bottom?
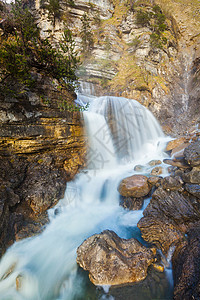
135, 10, 150, 27
80, 13, 94, 54
0, 0, 79, 99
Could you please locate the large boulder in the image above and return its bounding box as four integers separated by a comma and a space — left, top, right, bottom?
76, 230, 156, 286
138, 187, 200, 253
118, 175, 150, 198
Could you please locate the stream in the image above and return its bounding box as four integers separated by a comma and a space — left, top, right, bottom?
0, 96, 173, 299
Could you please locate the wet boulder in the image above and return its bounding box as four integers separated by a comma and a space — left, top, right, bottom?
166, 137, 187, 152
150, 166, 163, 176
163, 158, 190, 169
76, 230, 156, 286
148, 160, 162, 166
118, 175, 150, 198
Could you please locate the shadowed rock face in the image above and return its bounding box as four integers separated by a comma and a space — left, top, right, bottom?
137, 141, 200, 299
77, 230, 156, 286
172, 224, 200, 300
0, 75, 86, 254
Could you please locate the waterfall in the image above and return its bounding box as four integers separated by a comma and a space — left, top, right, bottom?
0, 96, 171, 300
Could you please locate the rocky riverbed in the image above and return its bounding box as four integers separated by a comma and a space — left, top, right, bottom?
76, 136, 200, 299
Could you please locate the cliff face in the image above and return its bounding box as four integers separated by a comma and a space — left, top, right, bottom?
0, 74, 86, 253
36, 0, 199, 136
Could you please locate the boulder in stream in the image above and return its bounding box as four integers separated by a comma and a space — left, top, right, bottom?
76, 230, 156, 286
118, 175, 150, 198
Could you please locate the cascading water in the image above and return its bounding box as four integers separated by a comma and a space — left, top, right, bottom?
0, 96, 172, 300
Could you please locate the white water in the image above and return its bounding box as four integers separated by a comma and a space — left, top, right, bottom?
0, 96, 170, 300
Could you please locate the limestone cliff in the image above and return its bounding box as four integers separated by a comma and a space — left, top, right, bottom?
0, 73, 86, 254
36, 0, 199, 136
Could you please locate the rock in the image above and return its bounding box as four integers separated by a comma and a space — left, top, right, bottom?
150, 166, 163, 176
138, 187, 199, 253
76, 230, 156, 286
138, 216, 184, 254
152, 263, 164, 273
167, 166, 176, 174
0, 73, 86, 252
118, 175, 150, 198
148, 160, 162, 166
147, 176, 162, 188
182, 167, 200, 184
172, 224, 200, 300
134, 164, 144, 171
166, 137, 187, 151
120, 196, 144, 210
163, 159, 190, 169
184, 141, 200, 167
185, 183, 200, 199
171, 142, 190, 158
161, 176, 184, 192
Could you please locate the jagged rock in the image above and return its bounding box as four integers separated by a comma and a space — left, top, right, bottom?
182, 167, 200, 184
118, 175, 150, 198
150, 166, 163, 176
76, 230, 156, 286
138, 187, 200, 253
167, 166, 176, 174
147, 176, 162, 188
161, 176, 184, 192
171, 142, 190, 158
138, 216, 184, 254
184, 141, 200, 167
173, 224, 200, 300
185, 183, 200, 199
120, 196, 144, 210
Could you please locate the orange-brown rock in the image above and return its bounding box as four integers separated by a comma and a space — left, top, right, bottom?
148, 160, 162, 166
76, 230, 156, 286
118, 175, 150, 198
150, 166, 163, 176
166, 138, 187, 151
0, 74, 86, 252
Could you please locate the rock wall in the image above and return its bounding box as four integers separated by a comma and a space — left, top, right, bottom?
35, 0, 200, 136
0, 74, 86, 254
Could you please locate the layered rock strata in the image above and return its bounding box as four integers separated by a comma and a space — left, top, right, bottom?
0, 75, 86, 254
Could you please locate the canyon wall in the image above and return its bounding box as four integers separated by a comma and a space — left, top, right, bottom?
0, 74, 86, 253
36, 0, 199, 136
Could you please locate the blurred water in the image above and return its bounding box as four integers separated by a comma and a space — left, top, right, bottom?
0, 96, 172, 299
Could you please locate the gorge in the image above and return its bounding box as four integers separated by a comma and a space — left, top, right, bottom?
0, 0, 199, 299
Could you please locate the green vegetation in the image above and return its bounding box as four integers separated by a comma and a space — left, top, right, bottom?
80, 13, 94, 54
135, 10, 150, 27
135, 4, 168, 48
40, 0, 75, 25
0, 0, 79, 101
